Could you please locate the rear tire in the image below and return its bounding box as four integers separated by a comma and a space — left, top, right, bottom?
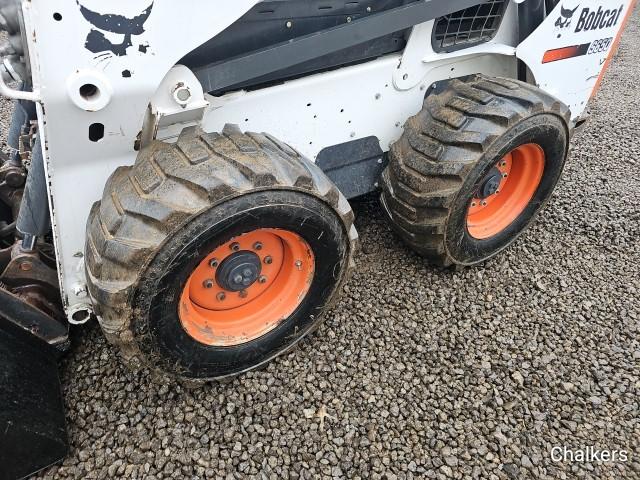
380, 75, 570, 266
85, 125, 357, 381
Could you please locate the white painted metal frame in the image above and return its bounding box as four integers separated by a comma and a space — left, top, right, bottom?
518, 0, 637, 118
23, 0, 261, 319
193, 4, 519, 162
18, 0, 634, 320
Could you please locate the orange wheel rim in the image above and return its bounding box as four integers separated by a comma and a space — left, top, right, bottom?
178, 229, 315, 346
467, 143, 545, 240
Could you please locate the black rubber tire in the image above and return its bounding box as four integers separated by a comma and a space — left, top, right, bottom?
380, 74, 571, 266
85, 125, 358, 381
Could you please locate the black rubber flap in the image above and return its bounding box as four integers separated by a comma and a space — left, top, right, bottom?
0, 318, 68, 480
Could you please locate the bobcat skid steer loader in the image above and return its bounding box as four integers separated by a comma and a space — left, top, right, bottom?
0, 0, 636, 476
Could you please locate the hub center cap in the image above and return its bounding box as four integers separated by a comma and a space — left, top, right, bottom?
477, 167, 503, 199
216, 250, 262, 291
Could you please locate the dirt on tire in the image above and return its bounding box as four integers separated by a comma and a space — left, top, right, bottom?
85, 124, 358, 380
380, 74, 571, 266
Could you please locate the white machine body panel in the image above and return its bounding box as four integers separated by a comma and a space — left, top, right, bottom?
15, 0, 635, 318
22, 0, 260, 314
518, 0, 637, 120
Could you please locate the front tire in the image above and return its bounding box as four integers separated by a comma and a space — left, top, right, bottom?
380, 75, 571, 266
85, 125, 357, 380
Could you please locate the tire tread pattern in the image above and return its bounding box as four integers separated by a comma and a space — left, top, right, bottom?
380, 74, 570, 266
86, 125, 358, 362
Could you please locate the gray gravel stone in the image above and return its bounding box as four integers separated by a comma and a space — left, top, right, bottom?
0, 8, 636, 480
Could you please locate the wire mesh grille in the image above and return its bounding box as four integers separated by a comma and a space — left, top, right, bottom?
432, 0, 508, 52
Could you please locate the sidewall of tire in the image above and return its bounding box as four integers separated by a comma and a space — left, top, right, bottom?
444, 114, 568, 265
132, 190, 351, 379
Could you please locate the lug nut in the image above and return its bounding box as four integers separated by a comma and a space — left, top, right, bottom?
230, 242, 240, 251
239, 290, 248, 298
209, 258, 218, 268
471, 202, 477, 207
502, 173, 508, 178
258, 275, 267, 284
264, 256, 273, 265
203, 279, 214, 289
481, 201, 488, 206
253, 242, 263, 251
295, 260, 302, 270
217, 292, 226, 301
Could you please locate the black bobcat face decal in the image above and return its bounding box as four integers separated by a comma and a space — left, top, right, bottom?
555, 4, 580, 29
77, 1, 154, 57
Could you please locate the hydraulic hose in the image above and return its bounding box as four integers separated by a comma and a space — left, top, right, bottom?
16, 134, 50, 250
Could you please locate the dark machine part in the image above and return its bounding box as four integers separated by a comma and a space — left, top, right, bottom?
215, 250, 263, 292
544, 0, 561, 15
182, 0, 413, 95
191, 0, 493, 94
0, 286, 67, 346
517, 0, 547, 80
7, 83, 37, 165
0, 317, 68, 480
0, 83, 34, 247
16, 134, 50, 250
0, 240, 67, 339
0, 96, 66, 341
0, 151, 24, 242
0, 0, 31, 84
0, 96, 68, 478
476, 167, 503, 199
431, 0, 508, 53
518, 0, 546, 42
315, 137, 386, 198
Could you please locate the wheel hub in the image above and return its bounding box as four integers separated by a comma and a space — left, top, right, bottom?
215, 250, 262, 291
477, 167, 503, 199
178, 229, 316, 347
467, 143, 545, 240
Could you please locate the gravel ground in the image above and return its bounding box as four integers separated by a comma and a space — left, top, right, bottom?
2, 10, 639, 480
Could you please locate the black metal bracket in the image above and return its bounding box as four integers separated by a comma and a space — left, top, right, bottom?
193, 0, 485, 93
0, 288, 68, 346
316, 136, 386, 199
